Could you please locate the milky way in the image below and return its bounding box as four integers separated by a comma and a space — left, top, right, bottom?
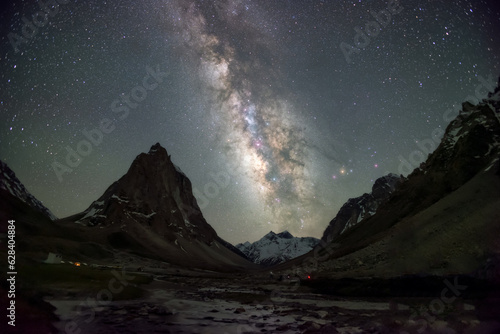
165, 1, 320, 233
1, 0, 499, 243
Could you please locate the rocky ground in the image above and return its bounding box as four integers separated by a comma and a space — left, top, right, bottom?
45, 268, 500, 334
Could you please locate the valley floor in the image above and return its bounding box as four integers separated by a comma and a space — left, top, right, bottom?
45, 268, 500, 334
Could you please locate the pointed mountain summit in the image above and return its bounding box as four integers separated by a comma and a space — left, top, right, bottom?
74, 143, 216, 243
0, 160, 56, 221
63, 143, 251, 270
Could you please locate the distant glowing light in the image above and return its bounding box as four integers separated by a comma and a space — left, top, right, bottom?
374, 164, 379, 168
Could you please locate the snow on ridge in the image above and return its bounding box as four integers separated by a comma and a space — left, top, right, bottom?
485, 157, 500, 172
131, 211, 157, 218
78, 207, 101, 221
184, 219, 195, 228
111, 194, 129, 203
443, 98, 499, 151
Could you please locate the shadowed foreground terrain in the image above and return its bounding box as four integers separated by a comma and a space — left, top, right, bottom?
1, 258, 498, 334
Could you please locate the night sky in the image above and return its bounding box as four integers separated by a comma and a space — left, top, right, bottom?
1, 0, 499, 244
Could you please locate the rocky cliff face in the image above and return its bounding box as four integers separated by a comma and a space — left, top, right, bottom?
321, 173, 403, 243
236, 231, 319, 266
0, 160, 57, 221
74, 143, 217, 244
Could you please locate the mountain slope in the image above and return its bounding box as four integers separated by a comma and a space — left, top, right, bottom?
276, 80, 500, 278
0, 161, 100, 266
321, 173, 402, 243
236, 231, 319, 266
60, 143, 254, 271
0, 160, 57, 221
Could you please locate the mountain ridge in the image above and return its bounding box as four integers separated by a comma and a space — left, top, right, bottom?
321, 173, 403, 243
274, 81, 500, 278
0, 160, 57, 221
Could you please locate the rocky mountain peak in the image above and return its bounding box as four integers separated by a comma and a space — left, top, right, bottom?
277, 231, 294, 239
74, 143, 217, 244
3, 144, 252, 270
321, 173, 403, 243
372, 173, 403, 198
263, 231, 277, 239
148, 142, 164, 154
407, 90, 500, 193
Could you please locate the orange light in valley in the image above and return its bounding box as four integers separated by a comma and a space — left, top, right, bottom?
74, 262, 81, 267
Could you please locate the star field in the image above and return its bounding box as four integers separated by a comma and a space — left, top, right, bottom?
1, 0, 499, 244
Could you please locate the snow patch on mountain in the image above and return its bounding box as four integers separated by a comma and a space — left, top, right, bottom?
111, 195, 129, 203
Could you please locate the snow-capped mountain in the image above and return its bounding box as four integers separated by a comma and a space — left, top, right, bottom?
0, 160, 57, 220
321, 173, 403, 243
236, 231, 319, 266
